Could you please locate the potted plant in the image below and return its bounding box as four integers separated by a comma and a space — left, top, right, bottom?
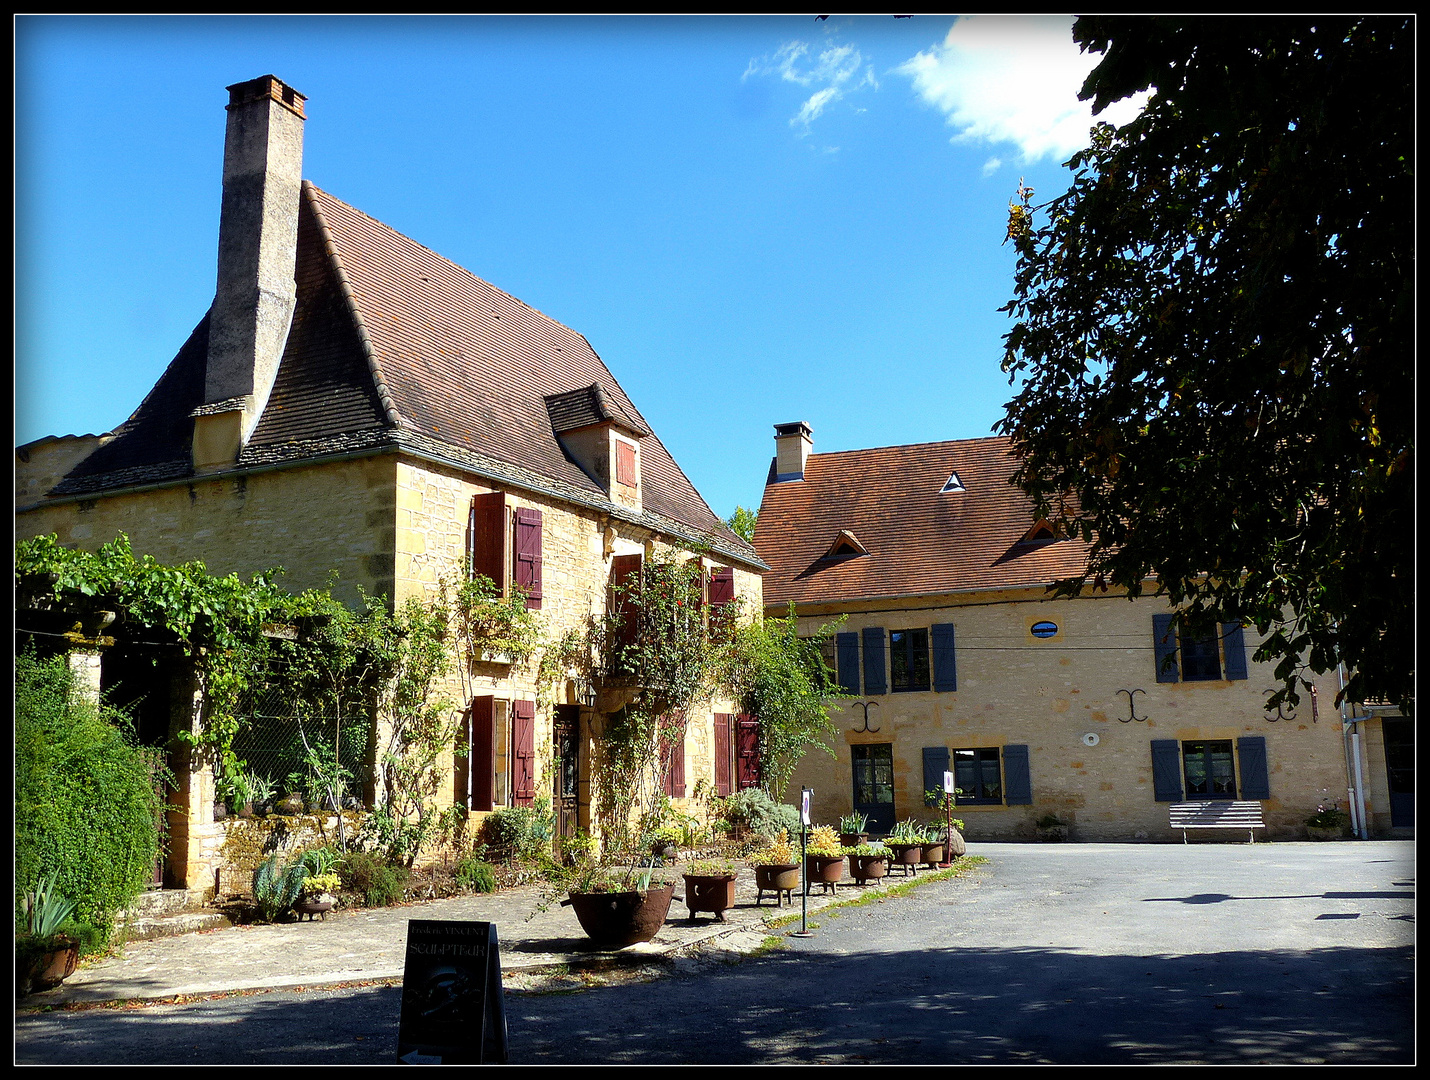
220, 768, 255, 819
886, 818, 925, 876
649, 824, 682, 864
1036, 814, 1070, 842
16, 872, 86, 996
920, 823, 947, 867
1306, 802, 1350, 840
564, 864, 677, 947
248, 772, 276, 817
749, 830, 800, 906
804, 824, 846, 894
681, 858, 739, 922
846, 840, 890, 885
275, 776, 306, 817
294, 872, 341, 921
838, 811, 869, 848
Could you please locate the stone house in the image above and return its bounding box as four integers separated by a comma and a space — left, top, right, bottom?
751, 423, 1402, 841
15, 75, 767, 891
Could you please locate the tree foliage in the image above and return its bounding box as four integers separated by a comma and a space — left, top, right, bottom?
726, 506, 758, 544
999, 17, 1412, 715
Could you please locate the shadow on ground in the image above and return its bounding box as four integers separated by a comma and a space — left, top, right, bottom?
16, 944, 1412, 1064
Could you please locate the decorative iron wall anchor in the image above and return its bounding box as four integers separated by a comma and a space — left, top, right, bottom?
1117, 688, 1147, 723
851, 701, 881, 733
1263, 689, 1295, 723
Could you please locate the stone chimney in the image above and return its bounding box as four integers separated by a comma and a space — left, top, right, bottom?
192, 75, 307, 472
773, 421, 813, 482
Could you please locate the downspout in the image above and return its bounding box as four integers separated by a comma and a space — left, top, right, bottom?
1338, 659, 1370, 839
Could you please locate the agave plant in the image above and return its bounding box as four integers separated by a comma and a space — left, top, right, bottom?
22, 872, 76, 939
252, 853, 313, 921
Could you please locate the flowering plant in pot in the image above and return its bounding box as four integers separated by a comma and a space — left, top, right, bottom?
886, 818, 925, 874
1305, 802, 1350, 839
749, 830, 800, 904
804, 824, 846, 892
681, 858, 740, 922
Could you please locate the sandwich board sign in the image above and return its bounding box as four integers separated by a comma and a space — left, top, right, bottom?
397, 920, 508, 1064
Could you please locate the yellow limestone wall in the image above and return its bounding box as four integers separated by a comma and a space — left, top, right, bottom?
782, 590, 1351, 842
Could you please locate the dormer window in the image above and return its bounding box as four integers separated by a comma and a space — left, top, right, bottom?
1017, 518, 1063, 546
820, 530, 869, 560
940, 472, 966, 493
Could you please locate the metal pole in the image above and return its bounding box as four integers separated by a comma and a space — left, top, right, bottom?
791, 786, 814, 937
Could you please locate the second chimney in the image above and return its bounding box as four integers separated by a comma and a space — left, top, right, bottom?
773, 421, 813, 482
193, 75, 306, 472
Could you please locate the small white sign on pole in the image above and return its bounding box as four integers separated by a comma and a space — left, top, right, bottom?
943, 770, 955, 794
801, 788, 812, 826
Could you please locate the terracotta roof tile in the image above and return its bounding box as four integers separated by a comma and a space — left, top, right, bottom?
753, 436, 1092, 606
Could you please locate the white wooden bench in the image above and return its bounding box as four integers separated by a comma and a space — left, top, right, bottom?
1170, 800, 1267, 843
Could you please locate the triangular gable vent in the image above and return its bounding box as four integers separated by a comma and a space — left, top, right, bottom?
940, 471, 966, 493
821, 530, 869, 560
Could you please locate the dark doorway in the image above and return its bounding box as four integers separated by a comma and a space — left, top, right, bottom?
1382, 718, 1413, 829
554, 705, 580, 840
101, 643, 184, 888
852, 743, 896, 834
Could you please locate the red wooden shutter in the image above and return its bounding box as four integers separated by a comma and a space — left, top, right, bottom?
514, 508, 543, 610
609, 553, 643, 662
709, 567, 735, 638
667, 728, 686, 797
713, 713, 732, 796
470, 696, 495, 811
511, 699, 536, 806
735, 713, 761, 791
616, 440, 636, 487
469, 492, 507, 590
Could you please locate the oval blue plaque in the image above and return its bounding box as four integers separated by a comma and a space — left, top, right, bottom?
1030, 621, 1059, 638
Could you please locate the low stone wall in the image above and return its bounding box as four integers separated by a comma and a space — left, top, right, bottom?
216, 812, 368, 897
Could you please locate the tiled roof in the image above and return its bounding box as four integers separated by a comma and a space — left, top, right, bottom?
753, 436, 1093, 606
544, 384, 650, 438
43, 183, 758, 566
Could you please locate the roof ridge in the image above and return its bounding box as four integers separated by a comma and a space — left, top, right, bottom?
303, 181, 403, 429
305, 183, 583, 345
808, 434, 1012, 459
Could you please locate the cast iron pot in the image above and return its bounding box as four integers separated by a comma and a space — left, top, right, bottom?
568, 882, 676, 947
921, 841, 946, 867
850, 854, 890, 884
805, 854, 846, 886
682, 873, 738, 922
887, 842, 923, 874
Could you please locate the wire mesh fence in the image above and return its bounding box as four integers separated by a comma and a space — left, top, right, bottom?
228, 678, 371, 801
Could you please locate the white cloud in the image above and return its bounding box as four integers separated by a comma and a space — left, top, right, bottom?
981, 156, 1003, 177
898, 16, 1147, 164
744, 39, 878, 133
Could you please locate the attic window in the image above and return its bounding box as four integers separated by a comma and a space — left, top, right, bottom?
940, 472, 966, 494
820, 530, 869, 561
1017, 519, 1063, 546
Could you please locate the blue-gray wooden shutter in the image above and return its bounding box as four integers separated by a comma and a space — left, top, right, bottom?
862, 626, 887, 695
1152, 614, 1180, 683
836, 632, 860, 694
922, 746, 950, 804
1151, 739, 1184, 801
1002, 744, 1032, 805
1236, 736, 1270, 800
931, 623, 958, 692
1221, 622, 1248, 680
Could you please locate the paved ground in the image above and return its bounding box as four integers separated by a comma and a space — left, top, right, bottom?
15, 841, 1414, 1064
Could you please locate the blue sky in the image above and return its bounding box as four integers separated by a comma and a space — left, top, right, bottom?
15, 15, 1142, 520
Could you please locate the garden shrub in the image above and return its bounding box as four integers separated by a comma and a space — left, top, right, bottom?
480, 796, 554, 864
338, 850, 409, 907
15, 651, 168, 953
454, 858, 497, 893
714, 788, 801, 841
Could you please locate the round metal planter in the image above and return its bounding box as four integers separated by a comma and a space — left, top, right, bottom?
850, 854, 889, 885
682, 874, 738, 922
568, 882, 676, 947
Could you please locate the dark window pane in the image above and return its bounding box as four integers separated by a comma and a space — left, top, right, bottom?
891, 629, 930, 692
953, 746, 1002, 804
1183, 740, 1235, 799
1181, 634, 1222, 681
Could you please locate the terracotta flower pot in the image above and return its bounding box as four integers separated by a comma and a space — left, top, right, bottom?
568, 882, 676, 947
682, 873, 738, 921
18, 940, 79, 996
850, 854, 889, 884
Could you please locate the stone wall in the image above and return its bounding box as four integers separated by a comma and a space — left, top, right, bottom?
784, 589, 1352, 842
216, 813, 366, 897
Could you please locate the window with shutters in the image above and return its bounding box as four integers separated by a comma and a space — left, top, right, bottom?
953, 747, 1003, 805
1153, 615, 1248, 683
615, 438, 637, 488
890, 629, 930, 692
708, 566, 736, 640
1182, 740, 1236, 799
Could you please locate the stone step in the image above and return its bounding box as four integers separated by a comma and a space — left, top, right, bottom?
115, 910, 233, 943
117, 887, 216, 923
